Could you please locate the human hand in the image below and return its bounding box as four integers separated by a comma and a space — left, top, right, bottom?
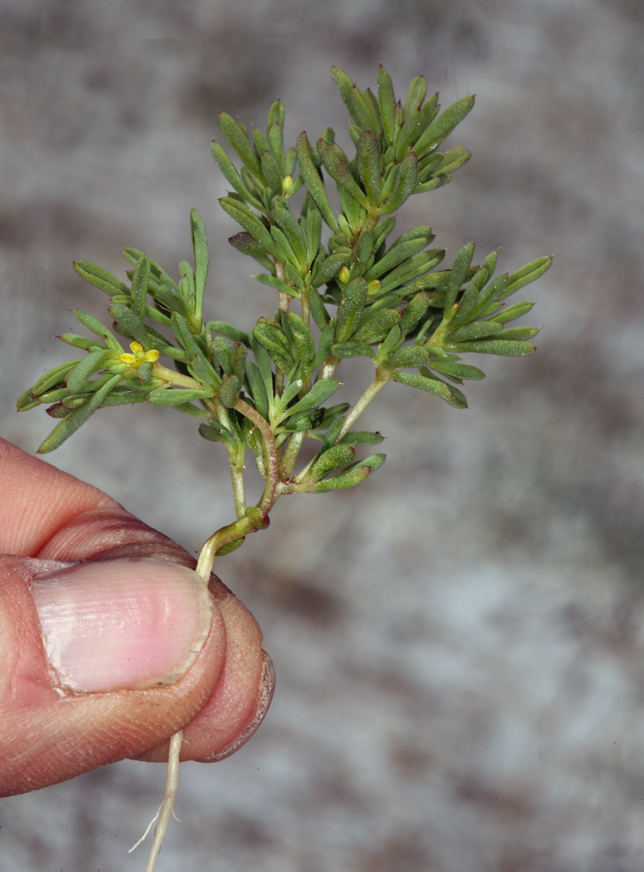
0, 437, 274, 797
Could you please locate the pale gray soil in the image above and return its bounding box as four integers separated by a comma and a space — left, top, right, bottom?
2, 1, 644, 870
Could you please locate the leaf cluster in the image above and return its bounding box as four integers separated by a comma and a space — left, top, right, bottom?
18, 65, 551, 501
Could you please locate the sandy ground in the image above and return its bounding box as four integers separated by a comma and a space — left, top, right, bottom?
2, 0, 644, 870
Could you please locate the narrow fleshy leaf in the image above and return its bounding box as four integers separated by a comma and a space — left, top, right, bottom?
37, 373, 122, 453
391, 370, 467, 408
296, 132, 340, 233
286, 378, 340, 416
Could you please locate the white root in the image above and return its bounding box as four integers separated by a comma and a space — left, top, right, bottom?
135, 544, 214, 870
143, 729, 184, 872
129, 805, 161, 853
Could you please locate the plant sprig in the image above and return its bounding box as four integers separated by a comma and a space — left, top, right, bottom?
17, 65, 550, 871
18, 64, 550, 557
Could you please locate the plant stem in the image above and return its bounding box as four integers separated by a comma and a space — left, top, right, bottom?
300, 287, 311, 328
274, 259, 290, 396
234, 398, 279, 513
279, 430, 305, 478
229, 457, 247, 519
337, 370, 391, 440
151, 364, 205, 391
320, 354, 340, 380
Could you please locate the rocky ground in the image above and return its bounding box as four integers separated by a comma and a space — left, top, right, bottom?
2, 0, 644, 870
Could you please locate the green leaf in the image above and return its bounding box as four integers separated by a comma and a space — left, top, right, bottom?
335, 277, 369, 342
318, 415, 345, 453
285, 312, 315, 376
443, 242, 475, 314
37, 373, 123, 453
153, 283, 192, 320
216, 537, 245, 557
398, 292, 431, 335
338, 430, 385, 445
296, 132, 340, 233
317, 139, 370, 209
346, 452, 386, 473
253, 273, 300, 298
430, 361, 486, 381
218, 112, 263, 180
219, 197, 281, 260
147, 387, 214, 406
332, 341, 378, 361
210, 335, 233, 375
391, 370, 467, 408
414, 95, 475, 158
309, 287, 331, 330
443, 339, 536, 356
396, 94, 438, 162
211, 141, 264, 208
219, 374, 242, 408
403, 75, 428, 120
253, 317, 294, 372
72, 309, 116, 343
312, 465, 371, 492
447, 321, 503, 343
109, 303, 148, 346
311, 253, 350, 289
57, 333, 104, 352
492, 326, 539, 341
207, 321, 250, 347
354, 309, 401, 344
378, 324, 402, 361
73, 261, 131, 298
286, 378, 340, 416
309, 444, 356, 481
378, 250, 444, 294
330, 65, 355, 119
190, 209, 209, 321
25, 360, 82, 400
122, 248, 178, 290
377, 64, 396, 143
272, 200, 306, 266
501, 256, 552, 301
491, 300, 534, 324
311, 323, 335, 369
199, 419, 238, 449
379, 151, 418, 213
432, 146, 471, 176
267, 99, 285, 170
280, 408, 325, 432
356, 130, 382, 206
130, 255, 150, 322
249, 335, 274, 400
364, 231, 433, 282
384, 345, 432, 369
245, 361, 269, 420
65, 349, 112, 393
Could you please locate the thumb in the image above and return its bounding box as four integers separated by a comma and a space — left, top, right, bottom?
0, 555, 226, 797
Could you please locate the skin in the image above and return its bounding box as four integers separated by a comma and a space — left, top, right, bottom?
0, 437, 274, 797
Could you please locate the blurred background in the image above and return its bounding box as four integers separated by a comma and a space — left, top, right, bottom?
1, 0, 644, 869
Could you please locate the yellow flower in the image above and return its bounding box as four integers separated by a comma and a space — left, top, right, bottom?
119, 341, 160, 369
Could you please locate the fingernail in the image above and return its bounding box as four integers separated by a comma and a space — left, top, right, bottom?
31, 558, 213, 694
202, 650, 275, 762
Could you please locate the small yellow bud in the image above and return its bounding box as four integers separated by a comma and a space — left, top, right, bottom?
338, 266, 351, 285
367, 280, 381, 296
281, 175, 294, 194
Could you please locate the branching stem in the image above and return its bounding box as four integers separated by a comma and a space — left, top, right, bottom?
337, 370, 391, 441
234, 398, 279, 513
